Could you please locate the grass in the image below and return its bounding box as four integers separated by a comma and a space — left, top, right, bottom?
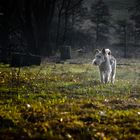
0, 60, 140, 140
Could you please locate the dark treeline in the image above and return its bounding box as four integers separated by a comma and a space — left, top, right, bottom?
0, 0, 85, 61
0, 0, 140, 64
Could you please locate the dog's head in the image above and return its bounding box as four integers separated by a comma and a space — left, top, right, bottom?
92, 48, 111, 66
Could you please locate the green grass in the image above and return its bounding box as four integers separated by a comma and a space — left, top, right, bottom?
0, 61, 140, 140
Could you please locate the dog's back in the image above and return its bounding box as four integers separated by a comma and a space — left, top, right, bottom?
110, 55, 116, 67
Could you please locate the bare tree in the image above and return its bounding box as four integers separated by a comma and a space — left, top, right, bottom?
115, 20, 130, 58
90, 0, 111, 47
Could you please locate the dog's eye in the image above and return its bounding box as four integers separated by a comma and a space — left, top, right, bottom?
97, 56, 101, 58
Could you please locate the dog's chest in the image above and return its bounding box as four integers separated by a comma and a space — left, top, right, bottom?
99, 61, 112, 72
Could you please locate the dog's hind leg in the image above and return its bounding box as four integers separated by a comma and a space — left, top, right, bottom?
111, 71, 116, 84
111, 63, 116, 84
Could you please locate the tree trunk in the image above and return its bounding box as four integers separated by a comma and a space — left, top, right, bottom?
95, 22, 99, 47
63, 12, 68, 43
0, 0, 11, 63
24, 0, 37, 54
124, 25, 127, 58
60, 46, 71, 60
63, 0, 71, 44
56, 0, 65, 50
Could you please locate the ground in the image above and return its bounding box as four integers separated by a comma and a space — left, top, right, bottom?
0, 59, 140, 140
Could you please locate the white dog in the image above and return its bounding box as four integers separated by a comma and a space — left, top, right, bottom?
92, 48, 116, 84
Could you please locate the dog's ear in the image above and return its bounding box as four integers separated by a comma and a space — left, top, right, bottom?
102, 48, 111, 55
106, 49, 111, 55
101, 48, 106, 54
94, 49, 100, 54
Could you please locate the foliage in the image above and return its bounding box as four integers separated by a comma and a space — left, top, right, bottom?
0, 61, 140, 139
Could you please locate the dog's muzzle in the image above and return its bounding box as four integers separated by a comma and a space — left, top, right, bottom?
92, 60, 98, 65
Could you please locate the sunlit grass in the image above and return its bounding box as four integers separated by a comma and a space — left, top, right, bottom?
0, 60, 140, 139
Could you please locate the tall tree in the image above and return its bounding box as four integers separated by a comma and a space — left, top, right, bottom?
55, 0, 83, 47
90, 0, 111, 47
130, 0, 140, 44
115, 20, 129, 58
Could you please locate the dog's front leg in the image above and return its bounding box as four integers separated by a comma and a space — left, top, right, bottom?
100, 70, 105, 83
104, 72, 111, 83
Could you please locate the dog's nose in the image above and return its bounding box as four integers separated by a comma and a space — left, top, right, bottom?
94, 61, 97, 65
